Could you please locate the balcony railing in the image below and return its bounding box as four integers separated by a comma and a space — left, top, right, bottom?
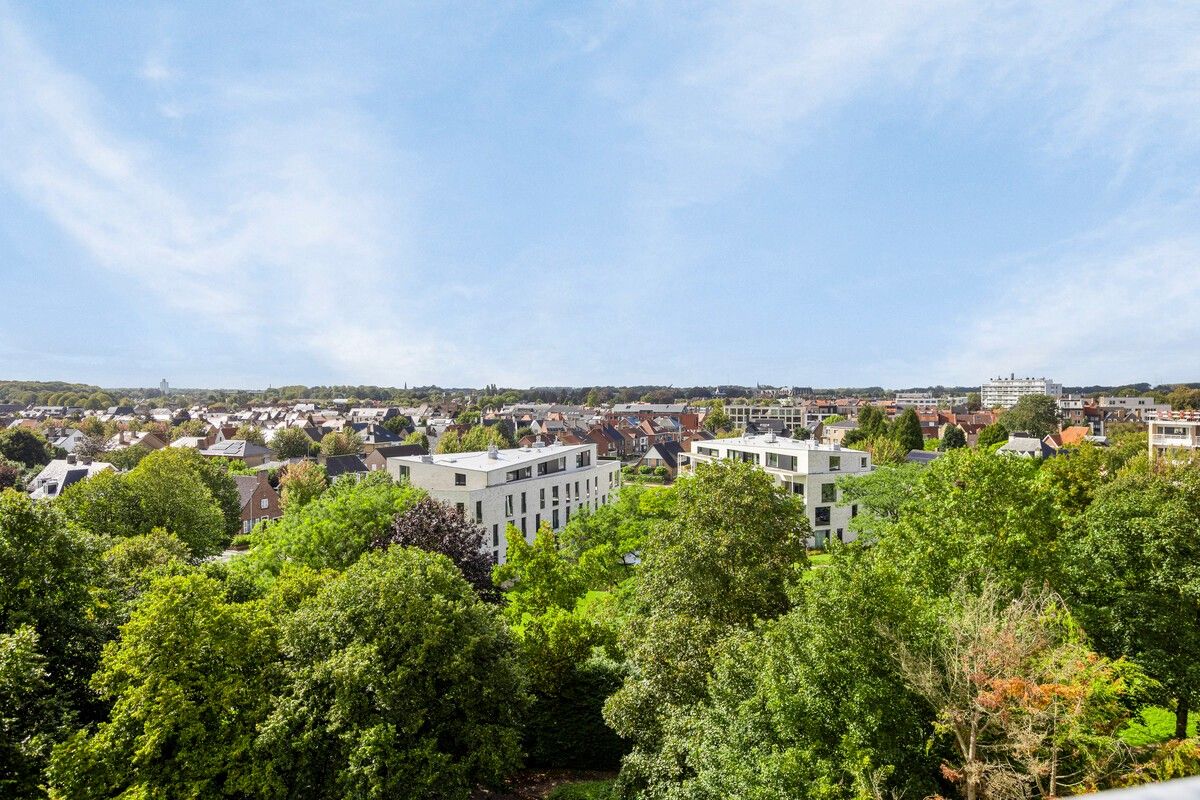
1151, 435, 1198, 447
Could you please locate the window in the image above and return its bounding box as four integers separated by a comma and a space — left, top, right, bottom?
860, 457, 867, 468
836, 528, 844, 542
565, 506, 571, 524
492, 550, 499, 565
821, 483, 836, 503
766, 452, 797, 470
576, 450, 591, 467
829, 455, 841, 471
521, 492, 527, 513
851, 504, 858, 518
260, 498, 269, 509
552, 486, 559, 505
792, 482, 804, 496
574, 481, 580, 500
456, 502, 465, 515
505, 494, 514, 517
492, 524, 499, 547
814, 529, 829, 547
815, 506, 831, 526
697, 446, 718, 457
475, 500, 483, 523
552, 509, 560, 528
536, 513, 541, 530
396, 464, 409, 479
521, 517, 527, 536
540, 488, 546, 509
455, 472, 466, 486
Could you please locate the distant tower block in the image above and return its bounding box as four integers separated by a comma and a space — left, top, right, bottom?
160, 378, 169, 396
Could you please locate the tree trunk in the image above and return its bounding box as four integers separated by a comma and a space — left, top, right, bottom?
1176, 694, 1190, 740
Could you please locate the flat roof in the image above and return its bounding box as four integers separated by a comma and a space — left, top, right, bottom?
696, 435, 866, 454
390, 442, 591, 472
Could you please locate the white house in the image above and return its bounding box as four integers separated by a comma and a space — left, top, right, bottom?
387, 442, 622, 564
27, 455, 114, 500
1148, 415, 1200, 463
677, 433, 871, 548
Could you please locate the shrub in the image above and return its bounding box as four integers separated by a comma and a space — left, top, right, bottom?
525, 656, 629, 770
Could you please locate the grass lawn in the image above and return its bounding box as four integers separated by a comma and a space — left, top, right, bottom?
1120, 706, 1197, 747
808, 552, 832, 567
547, 780, 615, 800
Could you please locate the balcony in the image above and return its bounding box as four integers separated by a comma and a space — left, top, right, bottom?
1151, 435, 1198, 448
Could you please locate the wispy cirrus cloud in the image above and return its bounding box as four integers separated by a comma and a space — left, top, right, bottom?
0, 9, 457, 384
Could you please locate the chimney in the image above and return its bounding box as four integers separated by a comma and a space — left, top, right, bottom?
66, 453, 77, 464
80, 456, 92, 466
487, 444, 499, 459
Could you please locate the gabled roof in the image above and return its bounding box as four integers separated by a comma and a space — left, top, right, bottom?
644, 440, 684, 468
906, 449, 942, 464
321, 454, 369, 478
369, 444, 425, 460
233, 474, 263, 509
200, 439, 271, 459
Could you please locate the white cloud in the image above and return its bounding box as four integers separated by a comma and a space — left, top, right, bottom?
938, 229, 1200, 385
0, 11, 457, 384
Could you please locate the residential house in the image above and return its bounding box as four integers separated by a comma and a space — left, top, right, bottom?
199, 439, 271, 467
320, 453, 369, 479
364, 444, 425, 472
233, 473, 282, 534
106, 430, 168, 452
1148, 414, 1200, 463
27, 455, 114, 500
996, 434, 1056, 458
640, 441, 684, 480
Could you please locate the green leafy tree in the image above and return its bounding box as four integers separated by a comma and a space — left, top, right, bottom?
977, 421, 1010, 449
58, 450, 231, 557
278, 460, 327, 513
702, 400, 732, 433
47, 574, 279, 800
251, 472, 423, 572
169, 418, 209, 440
683, 548, 938, 800
105, 445, 149, 471
270, 427, 313, 460
0, 429, 54, 469
941, 425, 967, 450
234, 425, 266, 446
605, 459, 809, 794
967, 391, 982, 411
1, 624, 66, 799
381, 414, 411, 436
1001, 394, 1060, 439
319, 429, 362, 456
877, 448, 1062, 597
862, 434, 908, 465
837, 461, 925, 541
892, 408, 925, 454
0, 492, 107, 792
1067, 462, 1200, 740
843, 405, 887, 447
256, 547, 527, 799
100, 530, 193, 620
402, 430, 429, 452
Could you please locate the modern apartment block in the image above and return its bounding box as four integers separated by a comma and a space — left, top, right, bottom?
1148, 414, 1200, 462
678, 433, 871, 548
894, 392, 969, 410
387, 442, 621, 565
981, 375, 1063, 409
1098, 396, 1169, 420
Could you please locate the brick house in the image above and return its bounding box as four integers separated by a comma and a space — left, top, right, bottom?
233, 473, 281, 534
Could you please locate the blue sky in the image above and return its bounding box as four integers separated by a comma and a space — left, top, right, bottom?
1, 2, 1198, 390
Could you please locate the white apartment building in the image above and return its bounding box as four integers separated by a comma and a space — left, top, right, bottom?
387, 442, 621, 565
678, 433, 871, 548
1098, 396, 1169, 420
894, 392, 969, 410
981, 375, 1062, 409
1148, 415, 1200, 462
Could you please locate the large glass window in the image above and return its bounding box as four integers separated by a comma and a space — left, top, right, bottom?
829, 455, 841, 471
821, 483, 837, 503
505, 495, 514, 517
474, 501, 483, 523
455, 472, 466, 486
815, 506, 831, 525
